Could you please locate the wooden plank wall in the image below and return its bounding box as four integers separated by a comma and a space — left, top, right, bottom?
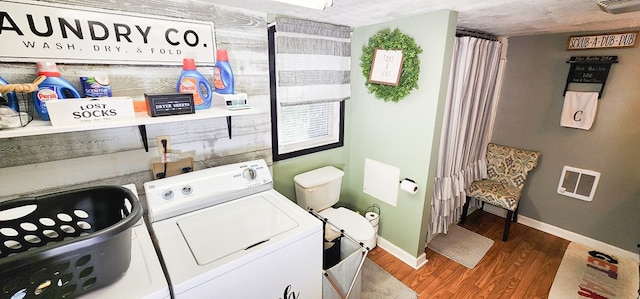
0, 0, 271, 200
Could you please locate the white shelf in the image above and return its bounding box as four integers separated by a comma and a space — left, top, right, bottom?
0, 106, 261, 139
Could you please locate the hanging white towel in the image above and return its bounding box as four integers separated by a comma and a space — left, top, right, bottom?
560, 91, 599, 130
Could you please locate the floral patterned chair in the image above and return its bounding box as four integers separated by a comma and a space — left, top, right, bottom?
460, 143, 540, 241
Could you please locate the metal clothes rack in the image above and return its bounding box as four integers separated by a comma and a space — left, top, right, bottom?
308, 208, 369, 299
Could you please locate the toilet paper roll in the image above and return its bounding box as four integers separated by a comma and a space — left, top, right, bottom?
324, 223, 341, 242
372, 224, 379, 234
400, 179, 418, 194
365, 212, 380, 227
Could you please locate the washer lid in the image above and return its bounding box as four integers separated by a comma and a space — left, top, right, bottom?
319, 207, 375, 241
177, 196, 299, 265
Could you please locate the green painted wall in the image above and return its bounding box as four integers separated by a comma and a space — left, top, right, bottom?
273, 10, 457, 258
345, 10, 457, 257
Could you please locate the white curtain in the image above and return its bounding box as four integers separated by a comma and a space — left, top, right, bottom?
428, 36, 504, 240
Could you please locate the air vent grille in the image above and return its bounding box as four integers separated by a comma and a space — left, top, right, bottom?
557, 166, 600, 202
597, 0, 640, 14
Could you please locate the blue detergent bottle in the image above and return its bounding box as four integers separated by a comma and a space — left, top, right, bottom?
213, 49, 235, 94
0, 76, 19, 112
33, 61, 81, 121
176, 58, 213, 110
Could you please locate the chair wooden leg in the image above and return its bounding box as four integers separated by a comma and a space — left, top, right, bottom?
503, 210, 514, 241
460, 196, 471, 224
512, 207, 519, 222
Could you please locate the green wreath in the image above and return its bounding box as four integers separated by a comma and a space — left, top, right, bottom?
360, 28, 423, 103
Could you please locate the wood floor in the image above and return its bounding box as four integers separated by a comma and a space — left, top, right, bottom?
367, 210, 570, 298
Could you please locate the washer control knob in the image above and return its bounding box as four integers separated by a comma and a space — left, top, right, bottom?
181, 185, 193, 195
162, 190, 174, 201
242, 167, 257, 180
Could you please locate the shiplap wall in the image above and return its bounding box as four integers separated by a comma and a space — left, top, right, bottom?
0, 0, 271, 200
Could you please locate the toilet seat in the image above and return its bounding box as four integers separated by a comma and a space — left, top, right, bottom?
319, 207, 375, 242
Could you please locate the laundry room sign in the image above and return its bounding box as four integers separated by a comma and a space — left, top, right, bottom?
0, 0, 216, 65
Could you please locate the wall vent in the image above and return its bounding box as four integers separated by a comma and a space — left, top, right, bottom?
597, 0, 640, 14
557, 166, 600, 202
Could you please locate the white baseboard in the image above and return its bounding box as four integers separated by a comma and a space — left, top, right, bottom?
517, 215, 639, 263
481, 205, 639, 263
376, 235, 428, 270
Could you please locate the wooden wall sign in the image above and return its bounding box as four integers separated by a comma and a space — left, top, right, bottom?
0, 0, 216, 65
567, 31, 638, 50
369, 48, 404, 86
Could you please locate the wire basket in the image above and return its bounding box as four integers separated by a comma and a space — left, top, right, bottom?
0, 76, 45, 129
0, 185, 142, 299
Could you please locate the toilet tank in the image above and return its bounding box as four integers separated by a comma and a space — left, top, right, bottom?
293, 166, 344, 211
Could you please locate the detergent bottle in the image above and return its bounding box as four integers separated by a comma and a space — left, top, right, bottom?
176, 58, 213, 110
213, 49, 235, 94
33, 61, 81, 121
0, 76, 19, 112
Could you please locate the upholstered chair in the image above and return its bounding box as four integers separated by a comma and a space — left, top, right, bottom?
460, 143, 540, 241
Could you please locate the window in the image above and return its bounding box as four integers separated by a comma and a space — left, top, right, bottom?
271, 97, 345, 160
268, 19, 350, 161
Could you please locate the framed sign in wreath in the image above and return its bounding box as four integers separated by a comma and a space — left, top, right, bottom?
369, 48, 404, 86
361, 28, 422, 103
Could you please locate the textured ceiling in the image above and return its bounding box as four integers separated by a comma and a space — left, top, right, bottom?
211, 0, 640, 36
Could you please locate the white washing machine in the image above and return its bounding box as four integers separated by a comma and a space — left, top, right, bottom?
143, 160, 323, 299
78, 184, 170, 299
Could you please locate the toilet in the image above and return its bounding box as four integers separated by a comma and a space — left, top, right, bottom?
294, 166, 377, 250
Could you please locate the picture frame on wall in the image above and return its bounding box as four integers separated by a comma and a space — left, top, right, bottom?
368, 48, 404, 86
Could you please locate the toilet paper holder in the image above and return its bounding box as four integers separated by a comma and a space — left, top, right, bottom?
399, 178, 419, 194
365, 204, 380, 217
365, 204, 381, 228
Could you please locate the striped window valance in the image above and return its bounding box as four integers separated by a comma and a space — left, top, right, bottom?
274, 17, 351, 106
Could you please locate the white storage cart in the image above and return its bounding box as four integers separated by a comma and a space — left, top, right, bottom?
310, 210, 370, 299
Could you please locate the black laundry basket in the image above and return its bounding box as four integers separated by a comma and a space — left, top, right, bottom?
323, 235, 342, 270
0, 186, 142, 299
